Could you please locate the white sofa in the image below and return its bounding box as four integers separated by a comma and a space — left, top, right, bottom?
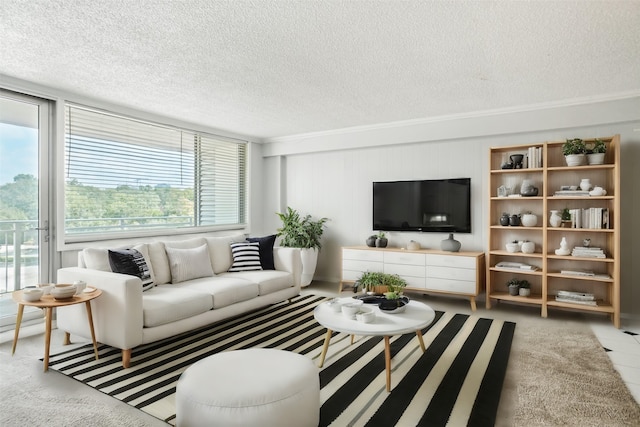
56, 234, 302, 368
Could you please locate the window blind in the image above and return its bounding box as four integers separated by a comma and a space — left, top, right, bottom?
64, 103, 247, 238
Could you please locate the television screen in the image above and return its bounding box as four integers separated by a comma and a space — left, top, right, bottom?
373, 178, 471, 233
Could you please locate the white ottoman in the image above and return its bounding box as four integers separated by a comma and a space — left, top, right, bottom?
176, 348, 319, 427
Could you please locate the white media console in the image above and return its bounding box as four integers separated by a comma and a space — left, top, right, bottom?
340, 246, 485, 310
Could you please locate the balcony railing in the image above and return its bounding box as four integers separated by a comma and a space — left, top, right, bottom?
0, 216, 193, 294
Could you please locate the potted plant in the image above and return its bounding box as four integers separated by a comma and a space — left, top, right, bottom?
375, 231, 388, 248
380, 274, 409, 312
518, 280, 531, 297
276, 207, 329, 287
507, 278, 521, 296
561, 208, 572, 228
562, 138, 587, 166
586, 138, 607, 165
356, 271, 386, 294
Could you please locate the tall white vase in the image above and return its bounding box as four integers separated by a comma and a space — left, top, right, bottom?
299, 247, 319, 287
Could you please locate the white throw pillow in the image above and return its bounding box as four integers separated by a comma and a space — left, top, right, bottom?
82, 248, 111, 271
165, 244, 214, 283
228, 242, 262, 272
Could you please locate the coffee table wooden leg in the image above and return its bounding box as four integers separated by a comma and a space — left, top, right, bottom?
384, 336, 391, 392
85, 301, 99, 360
43, 307, 53, 372
416, 329, 426, 352
318, 329, 333, 368
11, 304, 24, 355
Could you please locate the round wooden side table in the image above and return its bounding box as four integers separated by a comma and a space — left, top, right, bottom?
12, 288, 103, 372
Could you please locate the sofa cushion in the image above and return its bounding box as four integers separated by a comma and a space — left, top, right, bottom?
218, 270, 293, 295
108, 248, 154, 291
247, 235, 277, 270
205, 234, 247, 274
228, 242, 262, 272
147, 242, 170, 285
178, 276, 259, 309
166, 244, 214, 283
83, 244, 156, 284
142, 286, 213, 328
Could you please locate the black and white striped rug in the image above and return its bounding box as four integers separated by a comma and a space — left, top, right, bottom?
47, 294, 515, 426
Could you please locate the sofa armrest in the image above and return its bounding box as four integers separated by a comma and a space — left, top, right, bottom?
56, 267, 144, 351
273, 247, 302, 288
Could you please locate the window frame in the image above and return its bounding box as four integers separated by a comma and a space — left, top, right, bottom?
60, 102, 249, 245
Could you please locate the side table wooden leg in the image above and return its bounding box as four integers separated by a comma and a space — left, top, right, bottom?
416, 330, 426, 352
384, 336, 391, 392
11, 304, 24, 355
85, 301, 99, 360
43, 307, 53, 372
318, 329, 333, 368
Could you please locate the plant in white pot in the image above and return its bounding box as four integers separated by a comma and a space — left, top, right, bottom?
586, 138, 607, 165
276, 207, 329, 287
562, 138, 587, 166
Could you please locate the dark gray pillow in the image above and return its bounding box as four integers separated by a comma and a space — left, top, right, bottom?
108, 249, 154, 291
247, 234, 277, 270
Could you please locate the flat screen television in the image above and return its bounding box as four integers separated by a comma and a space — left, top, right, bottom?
373, 178, 471, 233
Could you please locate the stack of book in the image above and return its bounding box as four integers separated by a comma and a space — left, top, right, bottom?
527, 146, 542, 168
571, 246, 606, 258
555, 290, 597, 306
553, 190, 590, 197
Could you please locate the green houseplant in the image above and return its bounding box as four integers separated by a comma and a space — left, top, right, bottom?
276, 207, 329, 286
561, 207, 572, 228
562, 138, 587, 166
586, 138, 607, 165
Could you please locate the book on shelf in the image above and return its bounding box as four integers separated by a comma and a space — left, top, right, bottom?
527, 146, 542, 168
571, 247, 606, 258
553, 190, 590, 197
557, 290, 595, 299
560, 269, 595, 276
555, 297, 598, 306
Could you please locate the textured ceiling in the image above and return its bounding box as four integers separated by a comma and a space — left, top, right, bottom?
1, 1, 639, 140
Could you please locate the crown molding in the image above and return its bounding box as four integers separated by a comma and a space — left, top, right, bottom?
262, 92, 640, 157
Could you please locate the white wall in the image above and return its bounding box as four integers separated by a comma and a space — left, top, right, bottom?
260, 97, 640, 319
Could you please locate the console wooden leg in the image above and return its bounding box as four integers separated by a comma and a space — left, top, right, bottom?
63, 332, 71, 345
470, 297, 477, 311
122, 349, 131, 368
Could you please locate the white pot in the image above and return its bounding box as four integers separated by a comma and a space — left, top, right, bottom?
519, 288, 531, 297
587, 153, 605, 165
299, 247, 319, 287
565, 154, 585, 167
549, 210, 562, 228
521, 214, 537, 227
521, 241, 535, 254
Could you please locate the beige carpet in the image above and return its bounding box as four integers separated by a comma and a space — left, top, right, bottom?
502, 319, 640, 426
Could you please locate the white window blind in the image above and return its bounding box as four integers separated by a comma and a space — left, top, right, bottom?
64, 104, 247, 238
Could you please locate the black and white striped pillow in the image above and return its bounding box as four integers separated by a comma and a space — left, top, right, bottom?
108, 248, 155, 291
228, 242, 262, 272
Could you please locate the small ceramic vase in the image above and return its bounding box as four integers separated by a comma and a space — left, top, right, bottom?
521, 241, 535, 254
521, 214, 537, 227
500, 213, 510, 226
509, 214, 520, 226
550, 210, 562, 228
580, 178, 591, 191
440, 233, 461, 252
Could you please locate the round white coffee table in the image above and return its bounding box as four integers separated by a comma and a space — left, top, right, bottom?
314, 297, 436, 392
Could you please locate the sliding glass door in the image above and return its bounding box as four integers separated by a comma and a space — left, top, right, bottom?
0, 90, 51, 326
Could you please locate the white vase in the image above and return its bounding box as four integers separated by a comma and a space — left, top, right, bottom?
550, 210, 562, 228
299, 247, 318, 287
580, 179, 591, 191
521, 214, 537, 227
521, 241, 535, 254
519, 288, 531, 297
